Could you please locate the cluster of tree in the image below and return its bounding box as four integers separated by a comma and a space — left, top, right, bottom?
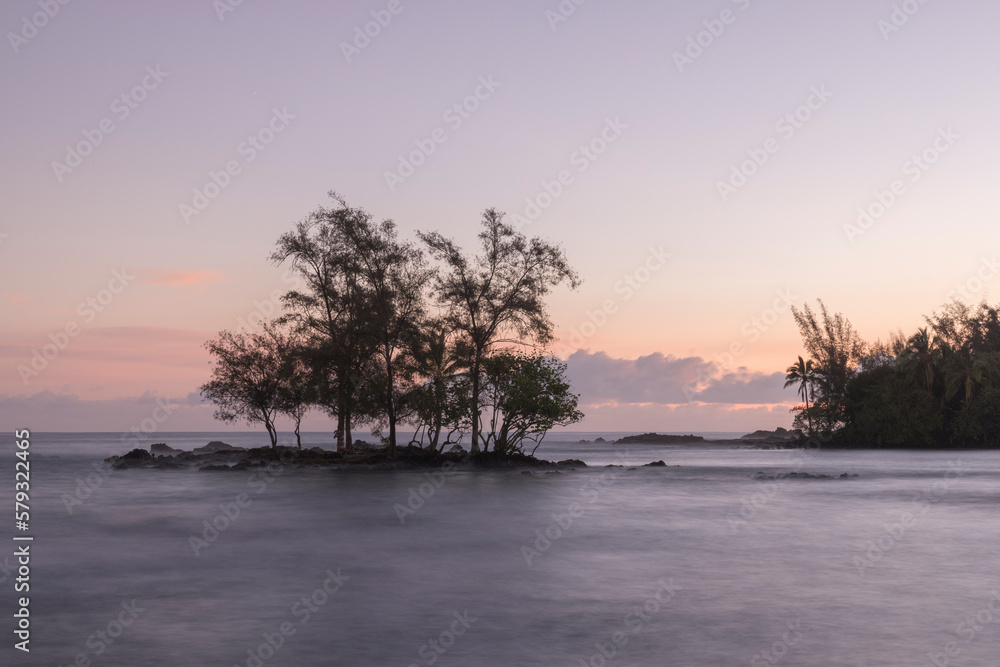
784, 299, 1000, 447
200, 193, 583, 457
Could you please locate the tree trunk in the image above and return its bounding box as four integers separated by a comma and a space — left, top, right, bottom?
386, 350, 397, 457
294, 420, 302, 450
431, 377, 444, 451
805, 384, 812, 435
346, 407, 353, 453
336, 410, 345, 452
470, 351, 482, 454
265, 420, 277, 452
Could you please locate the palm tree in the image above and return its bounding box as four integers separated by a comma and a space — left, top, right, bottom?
899, 327, 941, 391
784, 356, 817, 434
405, 325, 469, 451
944, 346, 985, 406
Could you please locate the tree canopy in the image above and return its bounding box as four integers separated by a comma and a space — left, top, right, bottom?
202, 195, 583, 457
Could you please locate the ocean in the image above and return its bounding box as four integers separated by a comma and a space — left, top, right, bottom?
5, 431, 1000, 666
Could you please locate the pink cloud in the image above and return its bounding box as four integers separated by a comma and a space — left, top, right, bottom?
135, 270, 224, 287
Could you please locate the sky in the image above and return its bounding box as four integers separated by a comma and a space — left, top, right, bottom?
2, 0, 999, 434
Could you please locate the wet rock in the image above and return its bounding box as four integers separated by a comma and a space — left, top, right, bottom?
151, 443, 183, 457
193, 441, 242, 454
112, 448, 153, 469
615, 433, 705, 445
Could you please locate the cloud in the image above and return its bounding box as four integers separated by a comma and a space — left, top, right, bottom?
694, 370, 798, 405
564, 350, 798, 406
0, 389, 320, 434
135, 269, 224, 287
0, 390, 213, 432
0, 350, 800, 433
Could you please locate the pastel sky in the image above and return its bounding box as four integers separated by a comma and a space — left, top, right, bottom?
2, 0, 998, 434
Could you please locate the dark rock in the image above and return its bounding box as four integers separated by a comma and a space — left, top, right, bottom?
740, 428, 805, 445
594, 437, 606, 443
110, 448, 153, 469
614, 433, 705, 445
193, 441, 241, 454
644, 460, 667, 467
754, 471, 833, 480
151, 443, 183, 457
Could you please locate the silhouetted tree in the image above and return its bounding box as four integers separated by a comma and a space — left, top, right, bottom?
898, 327, 942, 391
791, 300, 866, 432
270, 193, 375, 450
404, 323, 470, 451
201, 324, 291, 452
476, 352, 583, 456
277, 339, 316, 449
784, 356, 817, 434
346, 216, 433, 457
419, 210, 580, 453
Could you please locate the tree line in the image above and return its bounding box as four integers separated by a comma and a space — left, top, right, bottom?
785, 299, 1000, 446
200, 193, 583, 457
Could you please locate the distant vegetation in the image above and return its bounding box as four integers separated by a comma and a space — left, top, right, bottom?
201, 193, 583, 457
785, 299, 1000, 447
